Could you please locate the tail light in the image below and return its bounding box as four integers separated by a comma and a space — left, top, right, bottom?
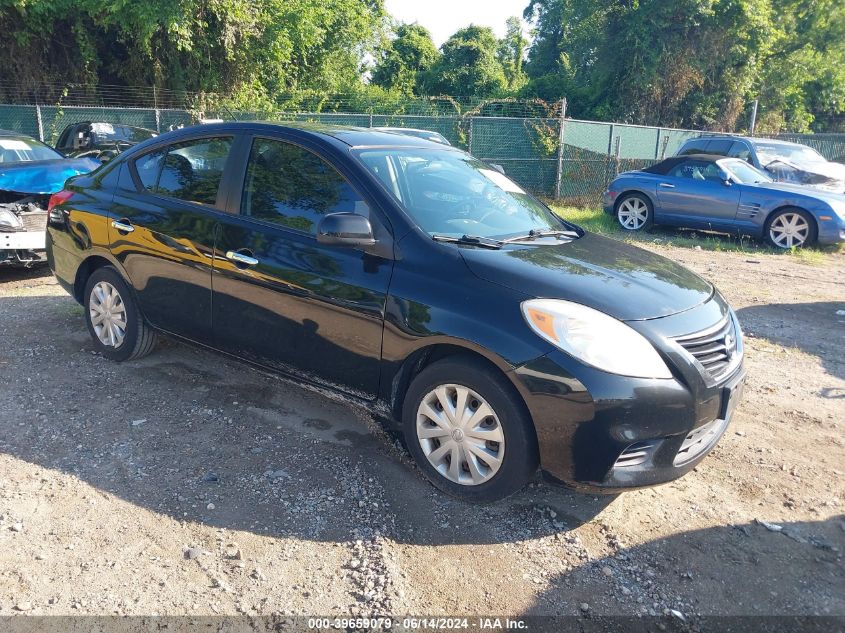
48, 189, 73, 211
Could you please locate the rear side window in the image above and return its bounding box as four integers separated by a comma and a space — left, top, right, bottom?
678, 140, 707, 155
704, 140, 733, 155
134, 136, 233, 207
241, 138, 369, 234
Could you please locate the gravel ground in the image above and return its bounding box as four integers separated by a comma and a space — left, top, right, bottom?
0, 244, 843, 623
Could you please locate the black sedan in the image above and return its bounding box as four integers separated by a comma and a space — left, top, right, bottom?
46, 123, 746, 502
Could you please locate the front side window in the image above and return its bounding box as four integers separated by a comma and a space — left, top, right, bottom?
133, 136, 233, 206
727, 141, 752, 162
669, 160, 724, 182
241, 138, 369, 234
355, 148, 565, 239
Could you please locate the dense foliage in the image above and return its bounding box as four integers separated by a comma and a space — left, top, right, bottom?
0, 0, 842, 131
521, 0, 845, 132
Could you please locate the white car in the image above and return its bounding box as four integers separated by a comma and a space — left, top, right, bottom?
0, 131, 99, 267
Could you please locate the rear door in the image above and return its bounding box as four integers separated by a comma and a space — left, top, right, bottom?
654, 159, 740, 225
211, 133, 394, 397
108, 134, 236, 343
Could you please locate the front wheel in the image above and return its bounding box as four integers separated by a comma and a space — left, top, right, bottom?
83, 266, 157, 361
402, 356, 539, 502
765, 208, 816, 249
615, 193, 654, 232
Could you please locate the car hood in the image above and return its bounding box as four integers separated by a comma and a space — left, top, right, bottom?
460, 233, 714, 321
754, 180, 845, 203
0, 158, 100, 195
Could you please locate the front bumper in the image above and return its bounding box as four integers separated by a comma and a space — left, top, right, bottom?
512, 295, 746, 491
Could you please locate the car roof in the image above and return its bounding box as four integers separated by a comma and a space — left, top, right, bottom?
169, 121, 449, 149
644, 154, 728, 174
689, 134, 808, 149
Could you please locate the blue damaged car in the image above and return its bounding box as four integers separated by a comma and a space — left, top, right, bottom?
603, 154, 845, 249
0, 130, 99, 266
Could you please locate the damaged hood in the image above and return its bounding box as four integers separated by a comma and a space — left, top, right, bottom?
0, 157, 100, 195
764, 158, 845, 193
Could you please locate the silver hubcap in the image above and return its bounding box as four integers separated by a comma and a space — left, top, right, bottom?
89, 281, 127, 348
617, 197, 649, 230
769, 212, 809, 248
416, 384, 504, 486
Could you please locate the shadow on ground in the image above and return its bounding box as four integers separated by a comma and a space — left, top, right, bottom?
736, 301, 845, 381
521, 516, 844, 624
0, 293, 614, 548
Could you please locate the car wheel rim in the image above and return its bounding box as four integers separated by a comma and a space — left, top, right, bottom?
769, 212, 809, 248
416, 384, 505, 486
89, 281, 127, 348
617, 198, 648, 229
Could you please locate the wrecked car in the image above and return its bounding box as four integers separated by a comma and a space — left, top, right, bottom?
676, 135, 845, 193
1, 130, 99, 267
55, 121, 157, 163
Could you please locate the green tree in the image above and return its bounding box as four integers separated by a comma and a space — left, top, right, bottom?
371, 23, 439, 95
0, 0, 387, 99
419, 25, 507, 97
496, 17, 528, 91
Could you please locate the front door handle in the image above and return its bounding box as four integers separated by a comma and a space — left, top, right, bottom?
111, 219, 135, 233
225, 249, 259, 267
658, 182, 675, 189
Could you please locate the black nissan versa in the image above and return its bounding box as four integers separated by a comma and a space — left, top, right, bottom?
45, 122, 746, 502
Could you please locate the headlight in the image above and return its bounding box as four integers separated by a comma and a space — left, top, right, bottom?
521, 299, 673, 379
0, 208, 22, 231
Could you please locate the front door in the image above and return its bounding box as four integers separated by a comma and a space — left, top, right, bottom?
211, 135, 393, 397
108, 135, 236, 342
655, 159, 740, 227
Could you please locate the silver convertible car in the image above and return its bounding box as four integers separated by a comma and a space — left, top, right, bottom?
603, 154, 845, 248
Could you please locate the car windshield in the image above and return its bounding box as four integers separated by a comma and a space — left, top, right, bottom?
0, 136, 63, 163
355, 148, 567, 239
721, 159, 773, 184
755, 142, 826, 167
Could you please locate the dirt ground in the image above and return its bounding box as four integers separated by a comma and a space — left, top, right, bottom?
0, 243, 842, 624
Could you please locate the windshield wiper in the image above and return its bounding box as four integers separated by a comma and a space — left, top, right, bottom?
431, 234, 503, 249
501, 228, 580, 243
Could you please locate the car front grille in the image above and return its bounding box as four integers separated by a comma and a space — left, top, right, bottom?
673, 316, 740, 381
20, 210, 48, 233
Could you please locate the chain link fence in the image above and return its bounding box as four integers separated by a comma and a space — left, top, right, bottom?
1, 100, 842, 205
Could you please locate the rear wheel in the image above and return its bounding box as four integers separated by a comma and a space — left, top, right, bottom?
83, 267, 157, 361
615, 193, 654, 232
765, 208, 815, 249
402, 356, 538, 502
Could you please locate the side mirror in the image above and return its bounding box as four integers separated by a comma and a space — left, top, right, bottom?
317, 213, 376, 248
490, 163, 506, 175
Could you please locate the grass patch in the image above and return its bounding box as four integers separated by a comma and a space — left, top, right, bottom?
549, 203, 841, 264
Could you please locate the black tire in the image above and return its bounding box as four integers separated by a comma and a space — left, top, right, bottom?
615, 192, 654, 232
402, 355, 539, 503
83, 266, 157, 362
764, 207, 817, 249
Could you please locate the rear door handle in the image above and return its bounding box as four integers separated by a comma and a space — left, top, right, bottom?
659, 183, 675, 189
225, 249, 259, 267
111, 219, 135, 233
